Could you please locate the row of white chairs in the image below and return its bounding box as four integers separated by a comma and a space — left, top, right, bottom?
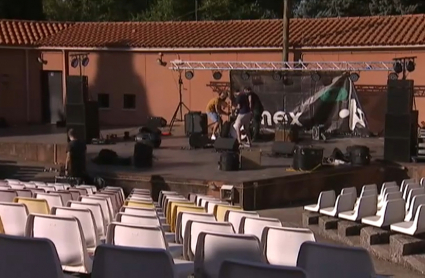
305, 179, 425, 235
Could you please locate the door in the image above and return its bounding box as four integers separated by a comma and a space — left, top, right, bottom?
41, 71, 64, 124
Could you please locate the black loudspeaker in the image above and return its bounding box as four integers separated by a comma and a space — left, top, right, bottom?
66, 75, 88, 104
219, 152, 240, 171
134, 142, 153, 168
347, 145, 371, 166
184, 112, 208, 136
384, 110, 418, 162
387, 79, 414, 115
189, 133, 211, 149
214, 137, 239, 152
271, 142, 296, 156
293, 145, 324, 171
146, 116, 167, 129
66, 101, 100, 143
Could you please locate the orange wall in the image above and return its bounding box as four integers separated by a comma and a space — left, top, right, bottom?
1, 48, 425, 128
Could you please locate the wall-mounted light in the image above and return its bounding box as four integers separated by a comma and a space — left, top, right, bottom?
212, 71, 222, 80
37, 54, 47, 65
157, 52, 167, 67
185, 70, 194, 80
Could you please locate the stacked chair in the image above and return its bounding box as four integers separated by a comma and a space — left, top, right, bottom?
0, 178, 391, 278
305, 178, 425, 236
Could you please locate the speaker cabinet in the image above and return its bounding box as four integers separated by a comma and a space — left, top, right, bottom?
384, 113, 416, 138
387, 79, 414, 115
384, 137, 414, 162
66, 101, 99, 143
66, 75, 88, 104
214, 137, 239, 152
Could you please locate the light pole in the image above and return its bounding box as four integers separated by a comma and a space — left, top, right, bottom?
282, 0, 291, 62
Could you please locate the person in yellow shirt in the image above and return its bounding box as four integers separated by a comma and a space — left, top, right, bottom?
206, 92, 229, 139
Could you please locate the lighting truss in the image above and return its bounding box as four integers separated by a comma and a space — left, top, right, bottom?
169, 60, 394, 72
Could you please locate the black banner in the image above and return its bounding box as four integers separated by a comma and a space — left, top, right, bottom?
230, 71, 368, 134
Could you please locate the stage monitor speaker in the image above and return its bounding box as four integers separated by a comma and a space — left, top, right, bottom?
387, 79, 414, 115
189, 133, 211, 149
134, 142, 153, 168
66, 75, 88, 104
214, 137, 239, 152
384, 113, 416, 138
384, 137, 414, 162
184, 112, 208, 136
272, 141, 296, 156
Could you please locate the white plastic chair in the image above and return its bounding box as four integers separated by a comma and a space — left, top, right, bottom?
35, 193, 63, 208
68, 201, 106, 240
219, 259, 308, 278
339, 195, 377, 221
261, 226, 315, 267
0, 234, 72, 278
341, 187, 357, 203
25, 213, 93, 273
120, 206, 158, 217
378, 186, 400, 202
239, 216, 282, 240
55, 191, 73, 207
378, 191, 402, 210
391, 204, 425, 235
15, 189, 33, 198
52, 206, 100, 253
405, 194, 425, 221
176, 211, 216, 244
66, 189, 81, 201
80, 196, 112, 225
205, 201, 229, 213
380, 181, 397, 195
184, 220, 234, 260
115, 213, 174, 241
406, 187, 425, 211
224, 210, 259, 233
92, 244, 193, 278
400, 179, 415, 193
0, 189, 17, 202
297, 241, 384, 278
76, 186, 94, 195
0, 202, 28, 236
304, 190, 336, 212
362, 199, 405, 227
9, 184, 25, 190
107, 222, 184, 258
194, 232, 264, 278
319, 193, 355, 217
402, 183, 420, 200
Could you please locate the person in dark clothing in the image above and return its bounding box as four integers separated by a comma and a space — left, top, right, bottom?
244, 86, 264, 141
233, 89, 252, 147
65, 128, 87, 181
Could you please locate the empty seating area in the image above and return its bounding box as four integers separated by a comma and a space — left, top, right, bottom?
0, 179, 389, 278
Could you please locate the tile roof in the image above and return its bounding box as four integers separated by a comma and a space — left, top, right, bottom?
5, 14, 425, 48
0, 20, 73, 46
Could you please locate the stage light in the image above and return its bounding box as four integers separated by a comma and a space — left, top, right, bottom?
241, 72, 250, 80
272, 71, 282, 81
349, 72, 360, 82
388, 72, 398, 80
393, 61, 403, 74
212, 71, 222, 80
81, 56, 90, 67
311, 72, 321, 82
70, 58, 79, 68
406, 60, 415, 72
185, 70, 194, 80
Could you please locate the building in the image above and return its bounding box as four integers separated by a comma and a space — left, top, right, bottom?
1, 15, 425, 133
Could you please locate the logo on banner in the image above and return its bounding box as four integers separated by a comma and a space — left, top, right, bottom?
261, 111, 303, 127
338, 99, 366, 130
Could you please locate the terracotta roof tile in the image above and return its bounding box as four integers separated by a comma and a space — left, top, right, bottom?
0, 20, 73, 46
10, 14, 425, 48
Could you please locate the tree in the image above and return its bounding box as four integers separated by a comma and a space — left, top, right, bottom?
0, 0, 44, 20
136, 0, 196, 21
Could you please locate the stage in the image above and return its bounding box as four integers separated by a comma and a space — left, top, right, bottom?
0, 125, 414, 209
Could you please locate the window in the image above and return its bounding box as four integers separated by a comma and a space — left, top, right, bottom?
123, 94, 136, 109
97, 93, 110, 109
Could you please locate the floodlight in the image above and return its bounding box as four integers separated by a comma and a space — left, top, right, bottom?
388, 72, 398, 80
406, 60, 415, 72
349, 72, 360, 82
393, 61, 403, 74
70, 58, 79, 68
81, 57, 90, 67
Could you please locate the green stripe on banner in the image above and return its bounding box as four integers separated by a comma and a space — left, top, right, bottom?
320, 87, 348, 102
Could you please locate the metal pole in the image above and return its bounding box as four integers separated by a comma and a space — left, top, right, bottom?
282, 0, 290, 62
195, 0, 198, 21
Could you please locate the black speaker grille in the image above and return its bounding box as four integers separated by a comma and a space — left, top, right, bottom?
384, 137, 412, 162
387, 79, 414, 115
66, 104, 85, 124
384, 114, 413, 138
66, 76, 88, 104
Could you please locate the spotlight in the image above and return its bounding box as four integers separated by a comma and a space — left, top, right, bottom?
406, 60, 415, 72
272, 72, 282, 81
70, 58, 79, 68
81, 57, 90, 67
311, 72, 321, 82
212, 71, 222, 80
349, 72, 360, 82
185, 70, 194, 80
388, 72, 399, 80
241, 72, 250, 80
393, 61, 403, 74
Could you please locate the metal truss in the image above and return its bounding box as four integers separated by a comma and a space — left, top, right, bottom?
169, 60, 394, 72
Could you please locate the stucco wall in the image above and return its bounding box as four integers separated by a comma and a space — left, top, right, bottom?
1, 48, 425, 132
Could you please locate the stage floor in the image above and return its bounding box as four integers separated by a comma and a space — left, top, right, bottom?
0, 125, 385, 183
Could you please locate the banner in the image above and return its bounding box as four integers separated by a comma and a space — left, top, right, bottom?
230, 71, 369, 135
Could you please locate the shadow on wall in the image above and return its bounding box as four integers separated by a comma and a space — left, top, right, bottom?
88, 40, 151, 127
